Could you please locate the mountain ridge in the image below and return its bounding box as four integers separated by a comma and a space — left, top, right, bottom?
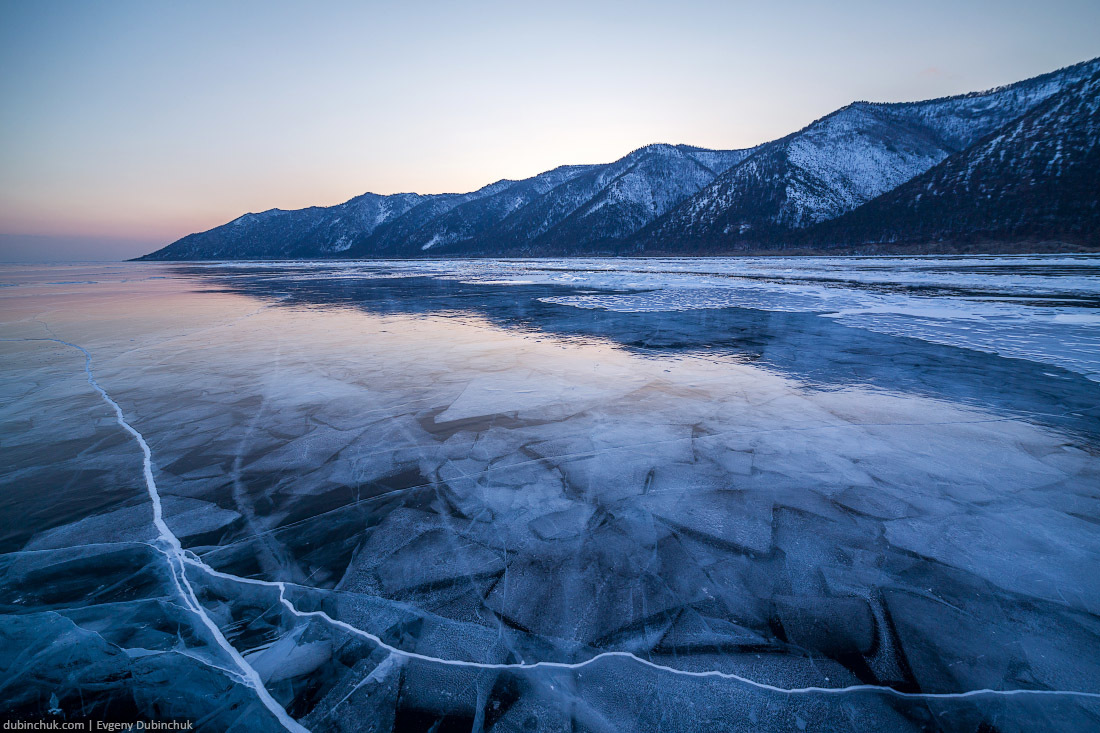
139, 57, 1100, 260
795, 68, 1100, 249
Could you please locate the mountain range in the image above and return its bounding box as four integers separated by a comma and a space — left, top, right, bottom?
140, 58, 1100, 260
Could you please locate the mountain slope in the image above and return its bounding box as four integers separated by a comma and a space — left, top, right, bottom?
139, 57, 1100, 260
152, 192, 428, 260
383, 165, 597, 254
530, 145, 750, 250
799, 69, 1100, 248
445, 144, 752, 254
637, 57, 1100, 250
141, 144, 749, 260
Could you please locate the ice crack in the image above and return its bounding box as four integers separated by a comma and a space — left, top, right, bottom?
185, 555, 1100, 704
22, 337, 307, 733
17, 336, 1100, 722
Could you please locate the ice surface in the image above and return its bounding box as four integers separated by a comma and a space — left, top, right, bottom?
1, 259, 1098, 731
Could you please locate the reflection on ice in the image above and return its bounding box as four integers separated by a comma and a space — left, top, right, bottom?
1, 258, 1099, 731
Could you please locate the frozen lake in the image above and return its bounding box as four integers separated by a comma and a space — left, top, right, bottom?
2, 256, 1099, 731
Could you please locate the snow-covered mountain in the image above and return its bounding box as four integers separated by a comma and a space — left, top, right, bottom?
802, 68, 1100, 248
475, 145, 751, 253
139, 57, 1100, 260
638, 57, 1100, 250
142, 144, 750, 260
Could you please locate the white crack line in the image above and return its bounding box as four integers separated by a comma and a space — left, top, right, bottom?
186, 555, 1100, 704
17, 337, 1100, 718
25, 338, 307, 733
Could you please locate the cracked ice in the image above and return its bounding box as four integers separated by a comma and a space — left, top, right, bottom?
1, 258, 1099, 732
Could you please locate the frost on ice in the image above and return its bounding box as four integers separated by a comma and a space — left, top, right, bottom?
1, 257, 1099, 731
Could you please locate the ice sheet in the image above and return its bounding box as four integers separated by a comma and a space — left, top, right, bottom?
1, 259, 1098, 731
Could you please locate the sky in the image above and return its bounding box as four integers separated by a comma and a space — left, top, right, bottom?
1, 0, 1098, 261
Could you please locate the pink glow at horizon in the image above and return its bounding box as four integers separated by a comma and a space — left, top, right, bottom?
2, 0, 1099, 260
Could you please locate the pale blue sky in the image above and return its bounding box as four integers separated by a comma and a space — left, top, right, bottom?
1, 0, 1098, 260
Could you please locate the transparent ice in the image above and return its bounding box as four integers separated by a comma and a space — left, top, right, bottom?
1, 257, 1099, 731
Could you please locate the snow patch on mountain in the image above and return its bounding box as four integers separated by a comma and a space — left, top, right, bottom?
139, 57, 1100, 260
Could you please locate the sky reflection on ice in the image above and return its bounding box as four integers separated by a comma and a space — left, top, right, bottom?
1, 258, 1098, 731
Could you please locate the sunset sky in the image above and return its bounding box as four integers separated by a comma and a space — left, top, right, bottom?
2, 0, 1099, 260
